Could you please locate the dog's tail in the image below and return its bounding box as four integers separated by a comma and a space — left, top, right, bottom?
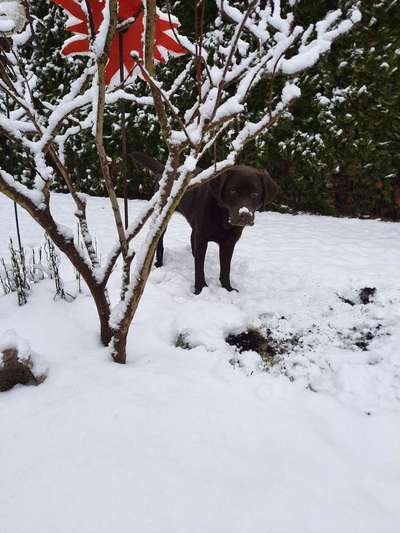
131, 152, 165, 177
131, 152, 205, 178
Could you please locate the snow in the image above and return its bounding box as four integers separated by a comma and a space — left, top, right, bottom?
0, 192, 399, 532
0, 329, 48, 376
0, 17, 14, 33
281, 82, 301, 105
0, 169, 46, 209
351, 8, 362, 24
0, 328, 29, 356
183, 155, 197, 172
0, 0, 25, 35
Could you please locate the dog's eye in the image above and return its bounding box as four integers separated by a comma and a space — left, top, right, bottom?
251, 191, 260, 198
230, 189, 238, 197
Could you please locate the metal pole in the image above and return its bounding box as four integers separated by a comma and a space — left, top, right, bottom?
5, 93, 23, 253
119, 28, 129, 230
13, 202, 23, 253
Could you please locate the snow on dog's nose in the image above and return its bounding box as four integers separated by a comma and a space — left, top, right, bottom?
237, 206, 254, 226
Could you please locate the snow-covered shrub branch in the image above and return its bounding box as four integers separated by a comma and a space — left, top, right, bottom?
0, 0, 361, 364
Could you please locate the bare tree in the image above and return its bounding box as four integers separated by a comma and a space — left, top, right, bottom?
0, 0, 361, 363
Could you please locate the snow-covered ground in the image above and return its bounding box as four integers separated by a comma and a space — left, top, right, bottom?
0, 193, 399, 533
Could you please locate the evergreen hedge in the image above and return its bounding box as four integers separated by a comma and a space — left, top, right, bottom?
1, 0, 399, 220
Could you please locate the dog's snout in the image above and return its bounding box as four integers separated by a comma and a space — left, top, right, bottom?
239, 211, 252, 221
235, 207, 254, 226
240, 207, 253, 218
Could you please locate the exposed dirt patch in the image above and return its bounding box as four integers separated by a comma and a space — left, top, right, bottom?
339, 287, 377, 306
175, 332, 192, 350
342, 323, 383, 352
225, 327, 302, 368
226, 329, 277, 365
0, 347, 46, 392
225, 304, 388, 370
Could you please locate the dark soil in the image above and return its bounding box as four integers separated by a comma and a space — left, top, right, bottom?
339, 287, 377, 306
0, 363, 38, 392
359, 287, 376, 305
0, 347, 44, 392
225, 329, 278, 365
175, 333, 192, 350
350, 323, 383, 351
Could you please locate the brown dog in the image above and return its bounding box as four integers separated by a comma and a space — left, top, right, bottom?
132, 154, 277, 294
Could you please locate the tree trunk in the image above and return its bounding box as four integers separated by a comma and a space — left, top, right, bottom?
111, 162, 192, 363
91, 286, 113, 345
111, 324, 129, 364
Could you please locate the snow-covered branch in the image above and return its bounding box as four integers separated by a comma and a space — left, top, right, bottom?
0, 0, 361, 364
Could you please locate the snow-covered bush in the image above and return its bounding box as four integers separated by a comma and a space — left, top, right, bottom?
0, 1, 361, 364
255, 1, 400, 219
0, 235, 71, 303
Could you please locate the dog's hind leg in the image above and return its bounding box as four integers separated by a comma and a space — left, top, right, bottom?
190, 230, 195, 256
155, 229, 166, 268
193, 233, 208, 294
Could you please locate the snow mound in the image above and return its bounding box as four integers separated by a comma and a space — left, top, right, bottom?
0, 329, 48, 377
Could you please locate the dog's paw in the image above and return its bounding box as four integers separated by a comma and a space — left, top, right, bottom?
222, 284, 239, 293
194, 282, 208, 295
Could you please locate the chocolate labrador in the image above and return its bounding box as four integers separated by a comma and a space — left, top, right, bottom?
132, 153, 277, 294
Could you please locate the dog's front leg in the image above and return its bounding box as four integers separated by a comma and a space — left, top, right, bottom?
219, 238, 238, 292
193, 234, 208, 294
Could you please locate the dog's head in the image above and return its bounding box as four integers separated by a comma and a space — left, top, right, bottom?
209, 166, 277, 227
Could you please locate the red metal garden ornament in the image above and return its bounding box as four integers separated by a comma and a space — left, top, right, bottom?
52, 0, 187, 85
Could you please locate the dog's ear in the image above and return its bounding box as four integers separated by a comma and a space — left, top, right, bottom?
131, 152, 165, 177
208, 171, 230, 205
258, 169, 278, 207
